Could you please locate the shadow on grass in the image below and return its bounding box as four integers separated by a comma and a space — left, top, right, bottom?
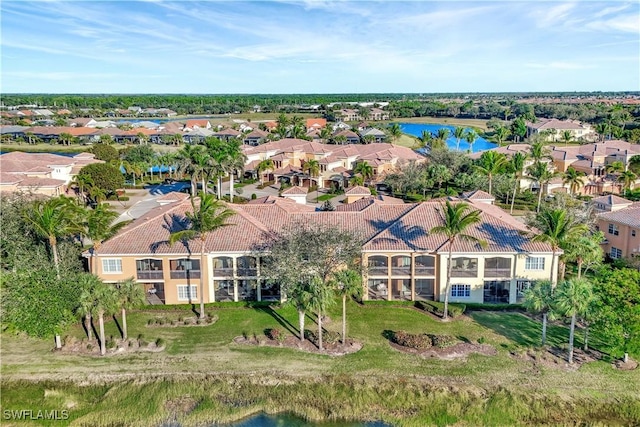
471, 312, 567, 348
254, 305, 298, 337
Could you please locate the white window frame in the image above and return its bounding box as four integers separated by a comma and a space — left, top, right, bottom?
177, 285, 198, 301
102, 258, 122, 274
610, 247, 622, 259
608, 223, 619, 236
525, 257, 545, 271
451, 284, 471, 298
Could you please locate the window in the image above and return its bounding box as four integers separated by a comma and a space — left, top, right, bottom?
102, 258, 122, 274
451, 284, 471, 298
610, 247, 622, 259
525, 257, 545, 270
177, 285, 198, 301
608, 223, 619, 236
517, 280, 533, 301
632, 230, 636, 237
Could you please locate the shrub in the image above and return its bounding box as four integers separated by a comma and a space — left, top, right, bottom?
117, 196, 130, 202
415, 301, 466, 318
391, 331, 432, 350
478, 336, 486, 344
251, 193, 257, 200
304, 329, 342, 346
429, 334, 457, 349
266, 328, 282, 341
157, 318, 165, 326
106, 337, 117, 350
147, 319, 156, 326
155, 338, 165, 347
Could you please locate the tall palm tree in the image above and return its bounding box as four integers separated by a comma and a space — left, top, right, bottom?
475, 151, 508, 196
387, 123, 402, 143
303, 159, 321, 199
22, 196, 83, 278
527, 161, 557, 213
136, 132, 149, 145
76, 273, 104, 341
562, 167, 586, 195
618, 170, 637, 192
510, 152, 527, 214
224, 140, 247, 203
529, 141, 550, 163
331, 269, 363, 344
79, 280, 118, 356
58, 132, 75, 146
563, 231, 604, 279
83, 202, 129, 274
116, 278, 146, 340
169, 193, 235, 319
560, 130, 573, 146
464, 130, 477, 153
176, 144, 206, 194
306, 277, 334, 351
453, 126, 465, 151
430, 200, 486, 320
555, 278, 594, 363
605, 161, 624, 175
256, 159, 275, 185
522, 280, 554, 346
416, 130, 434, 150
493, 126, 510, 145
531, 208, 589, 284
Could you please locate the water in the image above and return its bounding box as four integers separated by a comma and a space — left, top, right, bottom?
399, 123, 496, 153
222, 413, 390, 427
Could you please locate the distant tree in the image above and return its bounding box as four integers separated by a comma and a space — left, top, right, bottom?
562, 167, 586, 195
523, 280, 554, 346
90, 144, 119, 163
475, 151, 508, 196
618, 170, 637, 192
83, 202, 129, 274
464, 130, 478, 152
120, 145, 156, 164
256, 159, 275, 185
562, 231, 604, 279
555, 278, 594, 363
509, 152, 527, 214
527, 161, 556, 213
79, 280, 119, 355
510, 117, 527, 142
99, 134, 114, 145
493, 126, 510, 144
453, 126, 465, 151
354, 161, 374, 183
387, 123, 403, 143
560, 130, 573, 145
116, 278, 146, 340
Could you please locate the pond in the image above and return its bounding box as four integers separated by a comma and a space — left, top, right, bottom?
218, 413, 390, 427
399, 123, 496, 153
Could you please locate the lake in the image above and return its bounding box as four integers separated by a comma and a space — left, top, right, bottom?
399, 123, 496, 153
218, 413, 390, 427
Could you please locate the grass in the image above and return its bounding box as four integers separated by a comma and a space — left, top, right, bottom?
392, 116, 489, 131
315, 194, 337, 202
2, 303, 639, 426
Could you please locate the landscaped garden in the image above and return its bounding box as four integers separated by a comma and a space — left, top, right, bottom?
2, 301, 639, 426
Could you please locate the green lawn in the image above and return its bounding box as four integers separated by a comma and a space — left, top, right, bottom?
315, 194, 338, 202
1, 303, 639, 426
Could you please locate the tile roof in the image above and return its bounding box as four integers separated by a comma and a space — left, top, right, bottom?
597, 203, 640, 228
345, 185, 371, 196
462, 190, 495, 201
281, 186, 308, 195
592, 194, 632, 206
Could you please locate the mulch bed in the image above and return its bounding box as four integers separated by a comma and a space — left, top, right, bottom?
511, 347, 605, 371
613, 358, 638, 371
234, 335, 363, 357
388, 341, 497, 360
58, 337, 165, 356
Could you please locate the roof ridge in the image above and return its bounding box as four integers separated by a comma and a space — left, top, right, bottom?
362, 203, 421, 245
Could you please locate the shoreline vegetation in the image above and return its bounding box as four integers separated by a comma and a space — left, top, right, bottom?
2, 304, 639, 426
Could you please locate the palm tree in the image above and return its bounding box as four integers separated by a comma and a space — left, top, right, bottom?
79, 280, 118, 356
453, 126, 465, 151
256, 159, 275, 185
333, 134, 347, 145
387, 123, 402, 143
416, 130, 434, 150
464, 130, 477, 153
493, 126, 510, 144
555, 278, 594, 363
510, 152, 527, 214
136, 132, 149, 145
618, 170, 637, 192
224, 140, 247, 203
83, 202, 129, 274
430, 200, 486, 320
529, 141, 551, 163
349, 175, 364, 186
307, 277, 334, 351
527, 161, 556, 213
354, 161, 374, 184
595, 122, 610, 141
475, 151, 508, 196
531, 208, 589, 284
562, 167, 586, 195
522, 280, 554, 346
331, 269, 363, 344
58, 132, 75, 146
605, 161, 624, 175
99, 134, 113, 145
77, 273, 104, 341
116, 278, 146, 340
22, 196, 83, 278
169, 193, 235, 319
563, 231, 604, 279
303, 159, 321, 200
560, 130, 573, 146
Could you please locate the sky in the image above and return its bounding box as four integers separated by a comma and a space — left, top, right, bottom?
1, 0, 638, 94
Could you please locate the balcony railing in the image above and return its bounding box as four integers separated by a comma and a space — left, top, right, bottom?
451, 268, 478, 278
136, 270, 164, 280
170, 270, 201, 279
414, 266, 435, 276
368, 266, 388, 275
484, 268, 511, 277
390, 266, 412, 276
237, 268, 258, 277
213, 268, 234, 277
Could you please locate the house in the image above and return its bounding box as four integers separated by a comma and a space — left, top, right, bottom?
597, 201, 640, 260
0, 151, 102, 196
369, 108, 389, 121
344, 185, 371, 203
336, 109, 360, 122
184, 120, 211, 131
243, 129, 268, 146
592, 194, 634, 213
333, 130, 361, 144
526, 118, 596, 142
306, 118, 327, 130
214, 128, 242, 142
70, 118, 97, 127
360, 128, 387, 143
461, 190, 495, 205
91, 196, 558, 305
280, 185, 308, 204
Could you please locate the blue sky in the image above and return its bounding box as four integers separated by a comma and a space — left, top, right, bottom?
1, 1, 638, 93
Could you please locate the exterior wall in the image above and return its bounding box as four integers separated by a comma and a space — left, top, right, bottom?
599, 219, 640, 259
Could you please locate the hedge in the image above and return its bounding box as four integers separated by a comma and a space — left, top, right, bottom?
464, 303, 524, 312
304, 329, 341, 346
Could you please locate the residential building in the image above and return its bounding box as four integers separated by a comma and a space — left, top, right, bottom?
526, 118, 596, 142
92, 196, 558, 306
597, 200, 640, 260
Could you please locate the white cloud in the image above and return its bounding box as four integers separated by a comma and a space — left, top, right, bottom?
529, 2, 577, 28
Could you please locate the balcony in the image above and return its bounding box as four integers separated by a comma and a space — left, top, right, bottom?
368, 266, 388, 276
414, 266, 435, 276
237, 268, 258, 277
451, 268, 478, 278
484, 268, 511, 278
213, 268, 234, 277
169, 270, 201, 280
136, 270, 164, 280
390, 266, 411, 276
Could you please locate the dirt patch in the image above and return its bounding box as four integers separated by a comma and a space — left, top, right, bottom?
389, 341, 497, 360
58, 337, 165, 357
510, 347, 603, 371
613, 358, 638, 371
146, 314, 218, 328
234, 335, 362, 357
